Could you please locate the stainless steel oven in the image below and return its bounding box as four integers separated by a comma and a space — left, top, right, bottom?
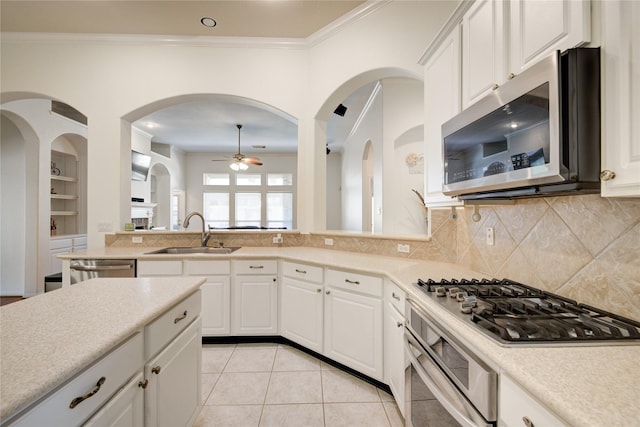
404, 299, 497, 427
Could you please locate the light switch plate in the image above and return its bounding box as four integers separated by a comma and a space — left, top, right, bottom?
397, 244, 410, 253
324, 238, 334, 246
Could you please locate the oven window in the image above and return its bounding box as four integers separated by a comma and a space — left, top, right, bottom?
444, 82, 551, 185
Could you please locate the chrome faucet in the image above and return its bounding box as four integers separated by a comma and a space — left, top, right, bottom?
183, 212, 210, 247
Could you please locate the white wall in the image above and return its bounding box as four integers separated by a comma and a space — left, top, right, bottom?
325, 151, 342, 230
0, 0, 458, 249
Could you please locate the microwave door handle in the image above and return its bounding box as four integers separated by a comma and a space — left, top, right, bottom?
405, 333, 491, 427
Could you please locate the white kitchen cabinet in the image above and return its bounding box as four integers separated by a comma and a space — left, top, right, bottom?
499, 374, 568, 427
144, 317, 202, 427
280, 261, 324, 353
136, 260, 182, 277
324, 269, 383, 380
49, 235, 87, 274
600, 0, 640, 197
10, 334, 144, 427
83, 372, 144, 427
461, 0, 506, 107
509, 0, 591, 75
424, 26, 463, 207
185, 260, 231, 336
232, 260, 278, 335
383, 280, 406, 416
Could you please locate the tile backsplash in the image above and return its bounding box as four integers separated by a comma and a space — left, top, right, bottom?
454, 195, 640, 322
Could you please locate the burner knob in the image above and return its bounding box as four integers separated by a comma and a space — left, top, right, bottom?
448, 287, 460, 298
456, 291, 468, 302
435, 287, 447, 297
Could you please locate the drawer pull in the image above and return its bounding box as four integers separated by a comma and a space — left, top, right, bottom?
345, 279, 360, 285
249, 265, 264, 269
138, 379, 149, 389
326, 290, 331, 295
174, 310, 188, 324
397, 321, 404, 328
392, 292, 401, 301
522, 416, 534, 427
152, 366, 162, 375
69, 376, 106, 409
317, 288, 322, 293
295, 269, 307, 274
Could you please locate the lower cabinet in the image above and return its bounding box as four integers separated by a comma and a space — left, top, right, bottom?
499, 374, 567, 427
83, 372, 144, 427
324, 269, 383, 380
144, 318, 202, 427
184, 260, 231, 336
232, 260, 278, 335
383, 280, 406, 416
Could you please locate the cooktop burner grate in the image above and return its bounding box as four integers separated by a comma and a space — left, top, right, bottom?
416, 278, 640, 345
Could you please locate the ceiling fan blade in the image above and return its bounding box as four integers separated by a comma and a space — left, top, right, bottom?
242, 157, 263, 166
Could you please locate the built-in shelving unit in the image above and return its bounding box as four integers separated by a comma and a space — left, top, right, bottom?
50, 150, 79, 236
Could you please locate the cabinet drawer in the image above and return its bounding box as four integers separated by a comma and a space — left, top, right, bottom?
145, 290, 201, 360
11, 333, 143, 427
326, 269, 382, 297
50, 238, 73, 250
234, 259, 278, 275
384, 280, 406, 314
137, 260, 183, 276
73, 236, 88, 247
184, 260, 230, 276
281, 261, 323, 283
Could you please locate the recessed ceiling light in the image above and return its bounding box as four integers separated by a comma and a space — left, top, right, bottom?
200, 17, 217, 28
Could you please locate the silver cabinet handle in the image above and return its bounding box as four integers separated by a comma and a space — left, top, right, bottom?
492, 83, 499, 90
70, 376, 105, 409
345, 279, 360, 285
138, 379, 148, 389
392, 292, 400, 301
295, 269, 307, 274
152, 366, 161, 375
508, 72, 516, 80
249, 265, 264, 269
600, 170, 616, 181
174, 310, 187, 324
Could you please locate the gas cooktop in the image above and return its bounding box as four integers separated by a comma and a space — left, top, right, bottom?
416, 278, 640, 346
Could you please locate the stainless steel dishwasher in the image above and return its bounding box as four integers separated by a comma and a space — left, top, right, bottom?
70, 259, 136, 284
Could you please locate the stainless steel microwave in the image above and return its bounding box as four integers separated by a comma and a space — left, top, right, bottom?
442, 48, 601, 200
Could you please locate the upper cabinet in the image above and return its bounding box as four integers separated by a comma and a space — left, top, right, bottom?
509, 0, 591, 74
600, 0, 640, 197
461, 0, 507, 108
423, 26, 464, 207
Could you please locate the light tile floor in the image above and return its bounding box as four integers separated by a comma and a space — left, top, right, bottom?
195, 343, 405, 427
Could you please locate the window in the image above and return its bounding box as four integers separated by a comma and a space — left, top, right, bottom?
235, 193, 261, 227
203, 193, 229, 228
202, 171, 294, 229
203, 173, 230, 186
267, 193, 292, 229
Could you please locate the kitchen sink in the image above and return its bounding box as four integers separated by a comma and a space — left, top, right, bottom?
145, 246, 240, 255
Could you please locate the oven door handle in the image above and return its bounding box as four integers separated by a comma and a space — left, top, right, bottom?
405, 331, 492, 427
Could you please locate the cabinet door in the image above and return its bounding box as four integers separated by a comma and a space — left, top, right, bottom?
424, 26, 463, 207
499, 374, 568, 426
324, 288, 383, 380
83, 372, 144, 427
232, 275, 278, 335
509, 0, 590, 74
383, 302, 406, 417
200, 277, 231, 336
136, 260, 182, 277
601, 0, 640, 197
462, 0, 506, 107
281, 277, 323, 353
145, 318, 202, 427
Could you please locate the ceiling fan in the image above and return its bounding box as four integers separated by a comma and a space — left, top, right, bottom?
212, 124, 263, 171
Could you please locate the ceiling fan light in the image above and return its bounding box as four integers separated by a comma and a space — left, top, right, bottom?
229, 161, 248, 171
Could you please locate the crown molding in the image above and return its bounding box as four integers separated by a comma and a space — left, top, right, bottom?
0, 1, 389, 50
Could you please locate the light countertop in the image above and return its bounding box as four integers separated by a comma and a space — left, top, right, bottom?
59, 246, 640, 426
0, 277, 205, 421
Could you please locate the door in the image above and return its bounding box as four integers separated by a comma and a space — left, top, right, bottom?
144, 318, 201, 427
281, 276, 323, 353
232, 275, 278, 335
200, 277, 231, 336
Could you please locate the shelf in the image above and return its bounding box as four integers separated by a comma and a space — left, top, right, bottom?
51, 211, 78, 216
51, 175, 77, 183
51, 194, 77, 200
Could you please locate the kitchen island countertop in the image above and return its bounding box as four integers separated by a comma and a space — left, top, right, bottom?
0, 277, 205, 422
59, 246, 640, 426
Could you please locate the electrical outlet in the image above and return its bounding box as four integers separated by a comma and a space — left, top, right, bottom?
272, 233, 283, 244
324, 238, 334, 246
132, 236, 143, 244
486, 227, 495, 246
397, 244, 410, 253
